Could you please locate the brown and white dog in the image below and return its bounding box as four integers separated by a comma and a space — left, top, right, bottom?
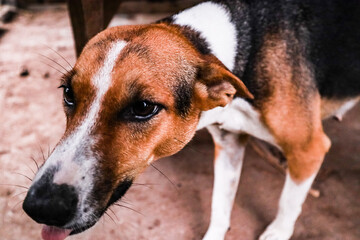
23, 1, 360, 240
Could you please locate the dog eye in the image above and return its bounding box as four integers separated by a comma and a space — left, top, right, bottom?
59, 85, 75, 107
126, 101, 162, 121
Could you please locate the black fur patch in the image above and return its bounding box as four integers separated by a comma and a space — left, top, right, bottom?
214, 0, 251, 77
107, 179, 133, 207
174, 80, 193, 117
238, 0, 360, 100
156, 16, 174, 24
157, 16, 211, 56
179, 26, 212, 55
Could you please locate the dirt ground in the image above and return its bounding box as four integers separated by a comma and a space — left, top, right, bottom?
0, 5, 359, 240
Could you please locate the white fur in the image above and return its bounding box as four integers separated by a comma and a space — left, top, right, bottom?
259, 172, 316, 240
203, 126, 247, 240
198, 98, 278, 240
32, 40, 127, 227
197, 98, 278, 148
173, 2, 237, 71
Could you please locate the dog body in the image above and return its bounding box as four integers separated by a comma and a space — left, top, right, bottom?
23, 1, 360, 240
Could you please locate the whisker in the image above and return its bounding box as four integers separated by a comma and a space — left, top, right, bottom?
47, 144, 51, 160
150, 163, 178, 192
11, 191, 27, 199
174, 137, 211, 156
39, 60, 66, 75
133, 182, 157, 186
42, 44, 73, 69
25, 161, 36, 176
12, 199, 25, 211
118, 199, 135, 207
38, 53, 69, 73
104, 212, 116, 224
10, 172, 32, 182
30, 156, 39, 171
131, 182, 154, 189
113, 203, 145, 217
39, 146, 46, 162
108, 207, 119, 222
0, 184, 29, 190
120, 195, 132, 203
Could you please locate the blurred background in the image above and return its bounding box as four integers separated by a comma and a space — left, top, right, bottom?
0, 0, 359, 239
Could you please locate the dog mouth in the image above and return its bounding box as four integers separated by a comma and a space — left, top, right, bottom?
40, 179, 133, 240
41, 221, 96, 240
41, 225, 72, 240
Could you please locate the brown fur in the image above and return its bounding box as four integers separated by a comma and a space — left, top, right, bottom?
214, 142, 223, 161
256, 33, 331, 182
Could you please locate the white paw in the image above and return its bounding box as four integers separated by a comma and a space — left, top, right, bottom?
202, 226, 228, 240
203, 234, 223, 240
259, 224, 293, 240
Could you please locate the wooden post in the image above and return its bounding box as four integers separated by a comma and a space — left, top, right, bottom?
67, 0, 122, 57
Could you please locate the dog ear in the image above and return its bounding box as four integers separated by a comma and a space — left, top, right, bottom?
194, 62, 253, 110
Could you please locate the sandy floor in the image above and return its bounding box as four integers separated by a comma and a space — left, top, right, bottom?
0, 4, 359, 240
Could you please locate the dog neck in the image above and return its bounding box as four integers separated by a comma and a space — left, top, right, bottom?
159, 1, 255, 134
164, 1, 251, 76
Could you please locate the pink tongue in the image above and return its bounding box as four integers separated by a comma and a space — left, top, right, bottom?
41, 225, 71, 240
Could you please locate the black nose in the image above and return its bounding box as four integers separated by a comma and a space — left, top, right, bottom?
23, 180, 78, 227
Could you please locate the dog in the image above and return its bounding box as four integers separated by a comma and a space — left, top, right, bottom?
22, 1, 360, 239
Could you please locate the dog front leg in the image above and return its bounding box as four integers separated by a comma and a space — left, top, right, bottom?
203, 125, 248, 240
259, 171, 316, 240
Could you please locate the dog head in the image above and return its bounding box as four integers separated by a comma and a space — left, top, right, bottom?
23, 24, 252, 238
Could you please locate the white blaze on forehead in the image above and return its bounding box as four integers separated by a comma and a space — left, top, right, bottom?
92, 41, 127, 94
34, 40, 127, 184
66, 40, 127, 151
173, 2, 237, 71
